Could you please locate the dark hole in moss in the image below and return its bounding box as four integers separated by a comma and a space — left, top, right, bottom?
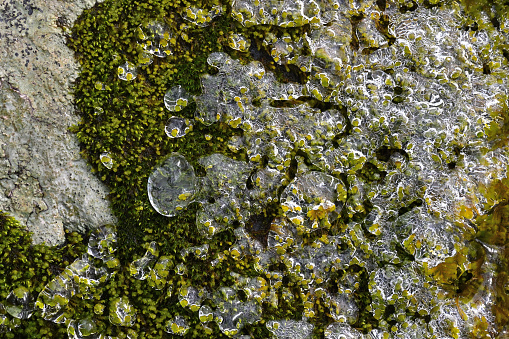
375, 146, 409, 162
503, 50, 509, 62
246, 168, 256, 190
392, 95, 405, 104
398, 199, 423, 216
385, 304, 396, 317
456, 270, 474, 294
483, 62, 491, 74
237, 289, 248, 302
207, 197, 216, 204
260, 154, 269, 168
268, 263, 286, 272
248, 40, 309, 84
491, 16, 500, 29
395, 243, 416, 263
252, 98, 262, 107
357, 161, 387, 182
376, 0, 387, 11
399, 0, 418, 13
269, 96, 336, 111
393, 86, 404, 95
245, 205, 278, 246
447, 161, 457, 170
349, 14, 365, 51
325, 270, 345, 294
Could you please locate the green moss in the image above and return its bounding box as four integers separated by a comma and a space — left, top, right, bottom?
0, 0, 499, 337
0, 211, 87, 337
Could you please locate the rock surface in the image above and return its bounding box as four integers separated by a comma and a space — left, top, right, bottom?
0, 0, 116, 245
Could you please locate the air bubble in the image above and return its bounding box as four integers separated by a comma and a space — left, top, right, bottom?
100, 152, 113, 169
117, 61, 137, 81
164, 85, 192, 112
165, 117, 193, 138
147, 154, 197, 217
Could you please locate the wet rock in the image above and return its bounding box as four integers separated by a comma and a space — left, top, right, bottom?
0, 0, 116, 245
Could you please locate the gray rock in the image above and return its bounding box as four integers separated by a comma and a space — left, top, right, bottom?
0, 0, 115, 246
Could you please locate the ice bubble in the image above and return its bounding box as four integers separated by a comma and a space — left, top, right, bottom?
147, 154, 197, 217
181, 5, 222, 27
117, 61, 137, 81
281, 171, 345, 232
67, 318, 98, 339
100, 152, 113, 169
166, 315, 189, 336
137, 21, 173, 58
199, 305, 213, 323
129, 241, 158, 280
147, 256, 173, 290
211, 287, 261, 336
5, 286, 34, 319
36, 274, 73, 323
109, 297, 136, 327
165, 117, 193, 138
228, 33, 251, 52
178, 286, 204, 311
164, 85, 191, 112
87, 224, 117, 261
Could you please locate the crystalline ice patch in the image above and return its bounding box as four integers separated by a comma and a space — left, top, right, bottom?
147, 154, 197, 217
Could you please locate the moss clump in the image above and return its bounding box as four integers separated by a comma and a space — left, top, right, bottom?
0, 211, 87, 338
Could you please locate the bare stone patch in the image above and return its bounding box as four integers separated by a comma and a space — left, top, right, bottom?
0, 0, 115, 245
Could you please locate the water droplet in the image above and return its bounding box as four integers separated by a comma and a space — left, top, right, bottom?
147, 154, 197, 217
165, 117, 193, 138
5, 287, 34, 319
164, 85, 191, 112
100, 152, 113, 169
118, 61, 137, 81
109, 297, 136, 327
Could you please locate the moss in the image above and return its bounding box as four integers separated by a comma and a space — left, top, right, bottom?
0, 211, 87, 337
1, 0, 503, 337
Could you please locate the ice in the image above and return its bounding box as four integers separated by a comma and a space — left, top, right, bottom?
211, 287, 262, 336
67, 318, 98, 339
147, 154, 197, 217
143, 0, 509, 336
147, 256, 173, 290
164, 85, 191, 112
100, 152, 113, 170
164, 117, 193, 138
137, 21, 173, 58
266, 319, 314, 339
166, 315, 189, 336
109, 297, 136, 327
87, 224, 117, 261
36, 226, 117, 324
117, 61, 137, 81
129, 241, 158, 280
5, 287, 34, 319
281, 171, 345, 233
180, 5, 222, 27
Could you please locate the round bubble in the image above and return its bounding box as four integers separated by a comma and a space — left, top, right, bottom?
164, 85, 190, 112
147, 154, 197, 217
100, 152, 113, 169
165, 117, 192, 138
207, 52, 229, 69
281, 171, 345, 232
